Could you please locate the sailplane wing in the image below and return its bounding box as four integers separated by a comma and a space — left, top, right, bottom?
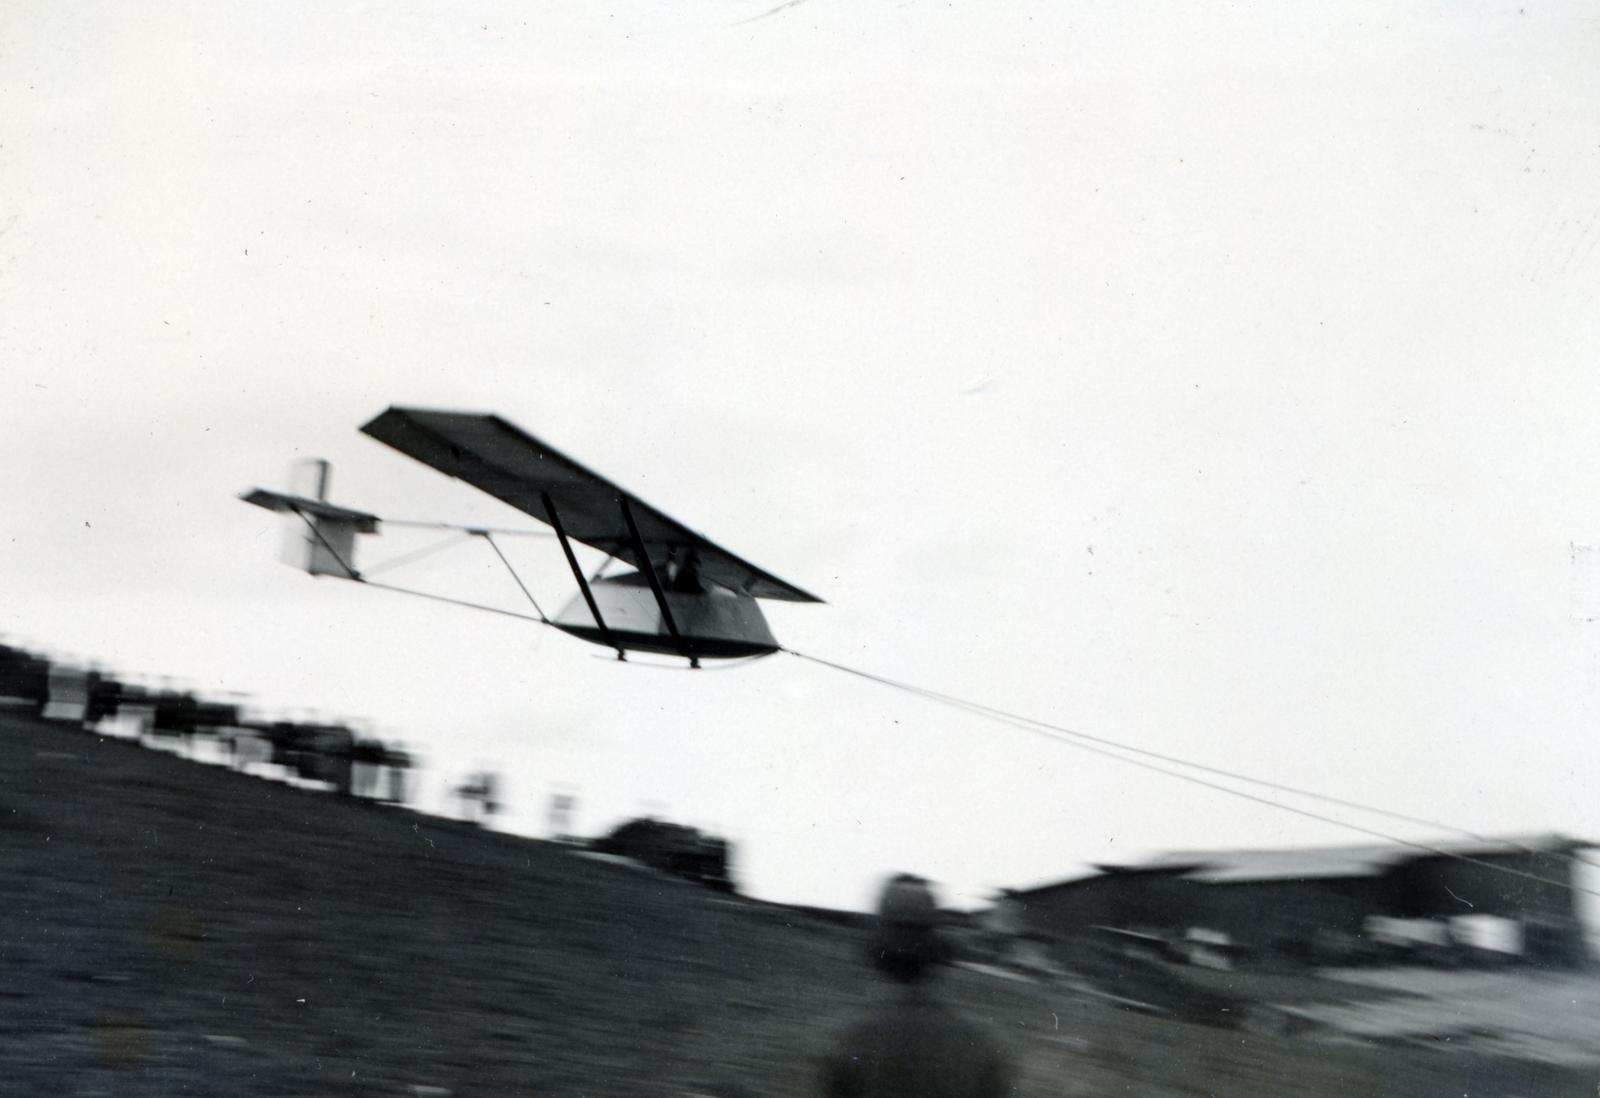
359, 406, 822, 603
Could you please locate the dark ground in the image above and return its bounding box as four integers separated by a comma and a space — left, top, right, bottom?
2, 711, 1594, 1096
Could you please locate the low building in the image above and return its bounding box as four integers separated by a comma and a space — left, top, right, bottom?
1011, 833, 1595, 968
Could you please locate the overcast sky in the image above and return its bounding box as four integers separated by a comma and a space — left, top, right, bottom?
5, 1, 1600, 912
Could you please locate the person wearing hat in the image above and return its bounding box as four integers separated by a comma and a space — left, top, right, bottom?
818, 874, 1014, 1097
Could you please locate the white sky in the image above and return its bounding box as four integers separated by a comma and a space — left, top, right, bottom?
5, 1, 1600, 911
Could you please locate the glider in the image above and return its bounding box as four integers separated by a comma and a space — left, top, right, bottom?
242, 407, 820, 667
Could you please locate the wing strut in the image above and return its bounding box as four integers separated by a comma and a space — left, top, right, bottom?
619, 498, 697, 669
542, 491, 625, 661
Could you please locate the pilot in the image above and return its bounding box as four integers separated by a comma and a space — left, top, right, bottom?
664, 549, 704, 594
818, 874, 1013, 1097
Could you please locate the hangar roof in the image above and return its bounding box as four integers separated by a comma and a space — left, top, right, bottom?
1014, 833, 1594, 892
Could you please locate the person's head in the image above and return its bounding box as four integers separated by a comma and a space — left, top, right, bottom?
872, 873, 943, 982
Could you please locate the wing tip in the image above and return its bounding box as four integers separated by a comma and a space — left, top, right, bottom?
759, 583, 825, 605
361, 405, 503, 434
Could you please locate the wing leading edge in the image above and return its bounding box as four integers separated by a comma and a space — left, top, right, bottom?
359, 407, 822, 604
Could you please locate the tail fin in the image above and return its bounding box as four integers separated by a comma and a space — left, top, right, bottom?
239, 462, 375, 579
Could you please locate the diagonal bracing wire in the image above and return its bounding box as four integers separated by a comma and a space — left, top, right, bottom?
361, 531, 473, 579
783, 648, 1600, 898
362, 580, 548, 625
479, 531, 549, 623
292, 509, 548, 626
292, 509, 363, 579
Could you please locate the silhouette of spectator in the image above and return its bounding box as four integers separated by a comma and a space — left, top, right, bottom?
149, 689, 202, 752
818, 874, 1013, 1098
454, 770, 500, 825
81, 670, 122, 729
317, 726, 355, 796
0, 644, 53, 718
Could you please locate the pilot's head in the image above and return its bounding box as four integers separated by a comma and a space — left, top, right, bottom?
872, 873, 943, 982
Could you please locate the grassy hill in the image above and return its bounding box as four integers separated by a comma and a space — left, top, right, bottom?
2, 712, 1593, 1097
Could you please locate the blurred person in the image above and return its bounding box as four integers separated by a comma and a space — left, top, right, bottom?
81, 670, 122, 730
318, 725, 356, 796
0, 644, 52, 717
818, 874, 1013, 1098
454, 770, 500, 825
982, 889, 1025, 965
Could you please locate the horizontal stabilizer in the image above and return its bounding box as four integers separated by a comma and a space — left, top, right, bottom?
240, 489, 380, 533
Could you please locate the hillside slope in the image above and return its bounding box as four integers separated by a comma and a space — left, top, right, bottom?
2, 713, 1594, 1097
